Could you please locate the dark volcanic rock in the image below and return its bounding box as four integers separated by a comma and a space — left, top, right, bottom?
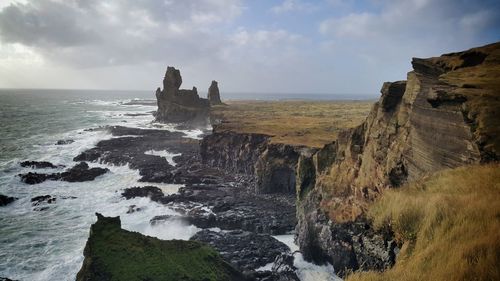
56, 139, 74, 145
161, 183, 296, 235
122, 186, 164, 201
19, 172, 59, 184
247, 253, 300, 281
201, 130, 314, 195
155, 66, 211, 128
73, 126, 202, 183
191, 229, 290, 273
126, 205, 142, 214
20, 161, 60, 169
19, 162, 108, 184
31, 195, 57, 205
0, 194, 17, 206
0, 277, 18, 281
296, 209, 398, 277
31, 195, 57, 211
59, 162, 109, 182
208, 80, 222, 105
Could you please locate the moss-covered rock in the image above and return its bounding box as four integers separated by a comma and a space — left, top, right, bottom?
76, 213, 246, 281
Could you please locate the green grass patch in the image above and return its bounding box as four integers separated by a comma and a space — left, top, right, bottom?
76, 214, 244, 281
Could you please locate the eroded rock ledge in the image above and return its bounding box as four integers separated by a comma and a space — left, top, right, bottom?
201, 130, 316, 195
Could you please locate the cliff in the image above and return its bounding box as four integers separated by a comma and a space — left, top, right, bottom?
76, 213, 245, 281
200, 100, 371, 195
155, 67, 223, 128
201, 130, 314, 194
295, 42, 500, 276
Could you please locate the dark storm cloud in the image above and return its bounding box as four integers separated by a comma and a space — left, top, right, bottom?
0, 1, 97, 47
0, 0, 243, 67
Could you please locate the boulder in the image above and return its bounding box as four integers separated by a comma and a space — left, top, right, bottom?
55, 139, 74, 145
59, 162, 109, 182
121, 186, 164, 201
0, 194, 17, 206
19, 162, 108, 184
31, 195, 56, 205
20, 161, 60, 169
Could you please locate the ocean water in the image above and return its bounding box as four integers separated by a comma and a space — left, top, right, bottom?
0, 89, 340, 281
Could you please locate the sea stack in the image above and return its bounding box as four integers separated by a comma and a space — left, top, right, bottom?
208, 80, 222, 105
155, 66, 211, 128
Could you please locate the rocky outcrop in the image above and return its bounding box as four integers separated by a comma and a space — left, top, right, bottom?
208, 80, 223, 105
295, 42, 500, 277
20, 161, 62, 169
156, 183, 297, 235
155, 66, 218, 128
19, 162, 109, 184
76, 213, 246, 281
201, 129, 316, 194
191, 229, 290, 273
121, 186, 164, 201
0, 194, 17, 206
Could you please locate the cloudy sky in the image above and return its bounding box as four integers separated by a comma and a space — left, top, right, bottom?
0, 0, 499, 96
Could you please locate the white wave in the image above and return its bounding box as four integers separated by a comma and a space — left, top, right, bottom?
144, 150, 181, 166
0, 95, 218, 281
273, 234, 342, 281
0, 162, 200, 281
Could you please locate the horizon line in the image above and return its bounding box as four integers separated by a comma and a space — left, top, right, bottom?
0, 87, 377, 96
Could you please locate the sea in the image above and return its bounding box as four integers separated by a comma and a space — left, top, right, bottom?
0, 89, 342, 281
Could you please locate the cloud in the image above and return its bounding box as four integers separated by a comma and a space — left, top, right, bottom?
319, 0, 500, 42
318, 0, 500, 83
0, 0, 498, 94
0, 0, 244, 67
270, 0, 318, 14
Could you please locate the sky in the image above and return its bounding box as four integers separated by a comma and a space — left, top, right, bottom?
0, 0, 499, 96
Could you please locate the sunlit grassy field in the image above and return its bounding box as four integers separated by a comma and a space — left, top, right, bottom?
211, 100, 373, 148
347, 164, 500, 281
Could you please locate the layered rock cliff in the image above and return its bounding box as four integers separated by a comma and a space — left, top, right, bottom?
201, 129, 316, 194
155, 67, 223, 127
295, 42, 500, 277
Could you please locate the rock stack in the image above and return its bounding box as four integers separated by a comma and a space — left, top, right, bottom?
208, 80, 223, 105
155, 67, 222, 128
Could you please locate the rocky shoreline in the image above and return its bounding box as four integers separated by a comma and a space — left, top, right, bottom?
4, 43, 498, 281
9, 122, 300, 280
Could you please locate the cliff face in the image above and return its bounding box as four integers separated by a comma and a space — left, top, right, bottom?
201, 128, 316, 194
296, 42, 500, 276
155, 67, 211, 127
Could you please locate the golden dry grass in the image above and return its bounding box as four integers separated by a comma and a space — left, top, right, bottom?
211, 100, 373, 148
347, 164, 500, 281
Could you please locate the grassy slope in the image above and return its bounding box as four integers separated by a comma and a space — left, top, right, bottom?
347, 164, 500, 281
211, 100, 372, 148
76, 215, 243, 281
